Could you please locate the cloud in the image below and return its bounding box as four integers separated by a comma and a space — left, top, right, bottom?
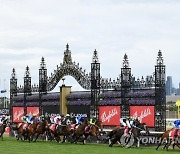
0, 0, 180, 95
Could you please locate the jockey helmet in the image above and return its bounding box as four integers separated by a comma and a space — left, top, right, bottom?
33, 114, 36, 117
66, 114, 70, 117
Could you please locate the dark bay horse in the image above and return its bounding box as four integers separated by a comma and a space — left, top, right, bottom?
109, 121, 149, 147
60, 120, 74, 143
48, 120, 74, 143
0, 119, 8, 141
71, 118, 89, 144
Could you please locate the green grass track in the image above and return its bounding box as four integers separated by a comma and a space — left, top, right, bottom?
0, 136, 179, 154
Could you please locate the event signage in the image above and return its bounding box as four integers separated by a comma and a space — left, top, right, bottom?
12, 107, 24, 123
130, 106, 155, 127
99, 106, 120, 125
27, 107, 39, 116
0, 108, 9, 115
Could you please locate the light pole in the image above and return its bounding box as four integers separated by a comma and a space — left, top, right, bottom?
176, 100, 180, 119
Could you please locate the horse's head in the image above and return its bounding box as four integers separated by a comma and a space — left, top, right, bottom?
136, 122, 150, 135
82, 118, 89, 126
95, 120, 103, 130
90, 124, 100, 137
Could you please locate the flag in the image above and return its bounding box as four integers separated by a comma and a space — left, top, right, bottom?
1, 90, 7, 93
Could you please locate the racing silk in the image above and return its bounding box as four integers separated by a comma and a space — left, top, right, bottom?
76, 115, 83, 125
27, 115, 35, 124
50, 116, 55, 124
22, 116, 27, 123
90, 118, 96, 125
174, 119, 180, 128
65, 117, 71, 125
120, 118, 127, 127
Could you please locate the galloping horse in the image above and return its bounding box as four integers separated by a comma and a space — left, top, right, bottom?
34, 119, 49, 142
109, 120, 149, 147
156, 128, 180, 150
0, 119, 8, 141
71, 118, 89, 144
60, 120, 74, 143
166, 128, 180, 150
11, 122, 28, 140
26, 119, 38, 143
84, 120, 103, 143
49, 119, 74, 143
156, 128, 173, 150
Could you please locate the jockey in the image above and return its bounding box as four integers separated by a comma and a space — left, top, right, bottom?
76, 115, 84, 125
120, 117, 134, 136
26, 114, 36, 124
50, 114, 55, 124
65, 114, 71, 125
174, 119, 180, 137
90, 116, 96, 125
0, 115, 6, 125
54, 114, 61, 125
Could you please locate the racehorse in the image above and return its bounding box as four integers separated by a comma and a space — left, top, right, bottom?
26, 119, 38, 143
71, 118, 89, 144
84, 120, 103, 143
156, 128, 173, 150
0, 119, 8, 141
60, 120, 74, 143
156, 128, 180, 151
109, 120, 149, 147
166, 128, 180, 150
11, 122, 28, 141
34, 119, 49, 142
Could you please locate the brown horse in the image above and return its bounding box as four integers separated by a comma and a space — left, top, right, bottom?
26, 120, 38, 143
11, 122, 28, 140
71, 118, 89, 144
84, 121, 102, 143
0, 119, 8, 141
34, 119, 49, 142
156, 128, 180, 150
60, 120, 74, 143
164, 128, 180, 151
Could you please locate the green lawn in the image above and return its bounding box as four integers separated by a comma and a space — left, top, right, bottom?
0, 136, 179, 154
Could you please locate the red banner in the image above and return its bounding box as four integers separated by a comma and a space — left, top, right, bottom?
27, 107, 39, 117
130, 106, 155, 127
99, 106, 120, 126
12, 107, 24, 123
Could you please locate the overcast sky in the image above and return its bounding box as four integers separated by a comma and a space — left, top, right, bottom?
0, 0, 180, 96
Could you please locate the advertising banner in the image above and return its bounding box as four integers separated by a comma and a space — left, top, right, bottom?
27, 107, 39, 117
99, 106, 120, 126
130, 106, 155, 127
12, 107, 24, 123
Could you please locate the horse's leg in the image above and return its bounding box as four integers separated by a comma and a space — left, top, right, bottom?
71, 133, 76, 143
34, 133, 39, 142
156, 139, 162, 150
166, 138, 172, 151
162, 141, 167, 149
62, 135, 66, 143
109, 136, 119, 147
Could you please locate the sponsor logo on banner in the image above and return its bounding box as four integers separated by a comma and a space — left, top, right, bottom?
99, 106, 120, 125
130, 106, 154, 127
0, 109, 9, 115
13, 107, 24, 122
27, 107, 39, 116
